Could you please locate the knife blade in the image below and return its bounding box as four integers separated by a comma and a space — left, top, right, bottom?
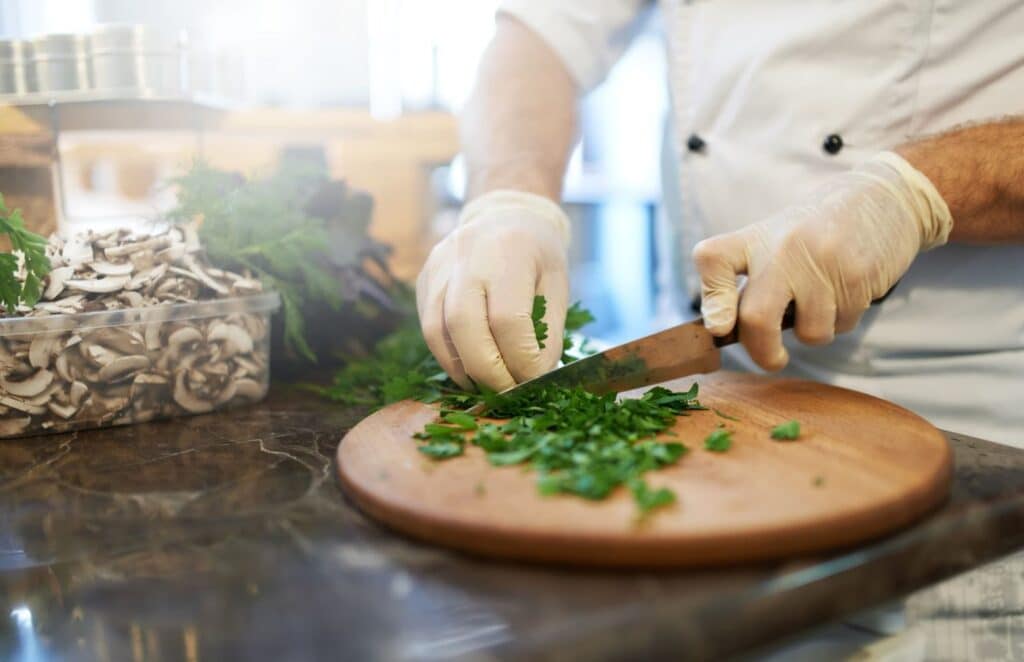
472, 305, 797, 411
465, 283, 898, 412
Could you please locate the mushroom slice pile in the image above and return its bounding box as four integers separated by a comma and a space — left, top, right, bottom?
0, 311, 270, 436
0, 225, 273, 438
26, 225, 263, 316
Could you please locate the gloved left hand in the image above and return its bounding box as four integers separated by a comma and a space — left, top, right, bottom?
692, 151, 953, 370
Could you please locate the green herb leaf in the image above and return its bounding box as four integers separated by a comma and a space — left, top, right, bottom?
531, 295, 549, 349
442, 412, 478, 430
704, 427, 733, 452
770, 420, 801, 441
713, 408, 741, 422
0, 195, 51, 313
629, 479, 676, 513
417, 440, 464, 458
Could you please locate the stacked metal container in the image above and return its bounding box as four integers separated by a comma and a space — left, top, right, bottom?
0, 39, 35, 95
0, 25, 216, 100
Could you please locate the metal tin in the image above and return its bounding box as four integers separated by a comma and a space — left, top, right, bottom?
31, 33, 91, 92
89, 25, 185, 95
0, 39, 35, 95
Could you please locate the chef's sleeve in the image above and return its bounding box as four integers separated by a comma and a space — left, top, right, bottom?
498, 0, 651, 92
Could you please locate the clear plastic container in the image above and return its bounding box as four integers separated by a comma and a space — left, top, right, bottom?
0, 292, 279, 438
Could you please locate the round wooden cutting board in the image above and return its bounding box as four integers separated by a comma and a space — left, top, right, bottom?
337, 372, 952, 567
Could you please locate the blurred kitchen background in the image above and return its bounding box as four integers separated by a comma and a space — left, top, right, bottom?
0, 0, 674, 343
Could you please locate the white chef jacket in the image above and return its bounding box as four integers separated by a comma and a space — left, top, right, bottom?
500, 0, 1024, 446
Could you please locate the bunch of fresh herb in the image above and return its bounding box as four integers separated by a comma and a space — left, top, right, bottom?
416, 383, 705, 514
318, 299, 596, 408
169, 160, 397, 364
0, 194, 50, 313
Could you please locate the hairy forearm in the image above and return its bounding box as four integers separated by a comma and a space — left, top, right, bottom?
897, 117, 1024, 242
461, 16, 579, 202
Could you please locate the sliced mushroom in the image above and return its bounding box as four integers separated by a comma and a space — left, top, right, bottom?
104, 236, 171, 259
126, 263, 168, 291
208, 322, 253, 356
1, 369, 54, 397
48, 401, 79, 419
82, 342, 122, 368
97, 355, 150, 382
43, 266, 75, 300
180, 254, 229, 295
215, 380, 238, 405
167, 326, 202, 351
91, 260, 135, 276
29, 334, 63, 369
0, 395, 47, 415
89, 328, 145, 355
69, 381, 88, 407
61, 238, 94, 266
118, 291, 145, 308
65, 276, 131, 294
233, 355, 261, 377
173, 369, 213, 414
55, 352, 74, 382
155, 243, 186, 263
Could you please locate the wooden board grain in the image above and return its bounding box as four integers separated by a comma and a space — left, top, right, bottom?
336, 372, 952, 567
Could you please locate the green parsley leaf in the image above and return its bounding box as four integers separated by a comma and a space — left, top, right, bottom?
442, 412, 478, 430
0, 195, 50, 313
770, 420, 801, 441
704, 427, 733, 452
713, 408, 741, 422
417, 440, 464, 458
629, 479, 676, 513
531, 295, 549, 349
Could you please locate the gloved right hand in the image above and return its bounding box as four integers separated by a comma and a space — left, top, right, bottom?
416, 190, 570, 392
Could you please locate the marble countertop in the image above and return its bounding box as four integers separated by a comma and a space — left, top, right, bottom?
2, 385, 1024, 661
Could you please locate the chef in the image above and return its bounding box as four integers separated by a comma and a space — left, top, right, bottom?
416, 2, 1024, 656
417, 1, 1024, 445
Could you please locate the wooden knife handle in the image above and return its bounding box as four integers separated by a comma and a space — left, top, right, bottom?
711, 288, 893, 348
711, 303, 795, 348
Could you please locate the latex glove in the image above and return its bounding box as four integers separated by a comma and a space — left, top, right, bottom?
692, 151, 953, 370
416, 190, 570, 392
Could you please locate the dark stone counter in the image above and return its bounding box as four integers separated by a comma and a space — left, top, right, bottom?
2, 386, 1023, 661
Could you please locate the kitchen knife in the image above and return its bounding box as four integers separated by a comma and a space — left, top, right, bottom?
486, 305, 796, 404
470, 288, 895, 410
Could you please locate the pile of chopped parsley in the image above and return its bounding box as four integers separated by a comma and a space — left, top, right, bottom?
418, 382, 705, 514
322, 295, 804, 515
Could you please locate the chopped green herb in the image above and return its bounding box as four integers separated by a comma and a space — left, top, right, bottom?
416, 382, 701, 514
704, 426, 733, 452
321, 296, 703, 514
629, 478, 676, 513
417, 440, 464, 459
442, 412, 478, 430
770, 420, 802, 441
531, 295, 549, 349
813, 475, 825, 487
0, 194, 50, 314
713, 408, 741, 423
474, 482, 486, 496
